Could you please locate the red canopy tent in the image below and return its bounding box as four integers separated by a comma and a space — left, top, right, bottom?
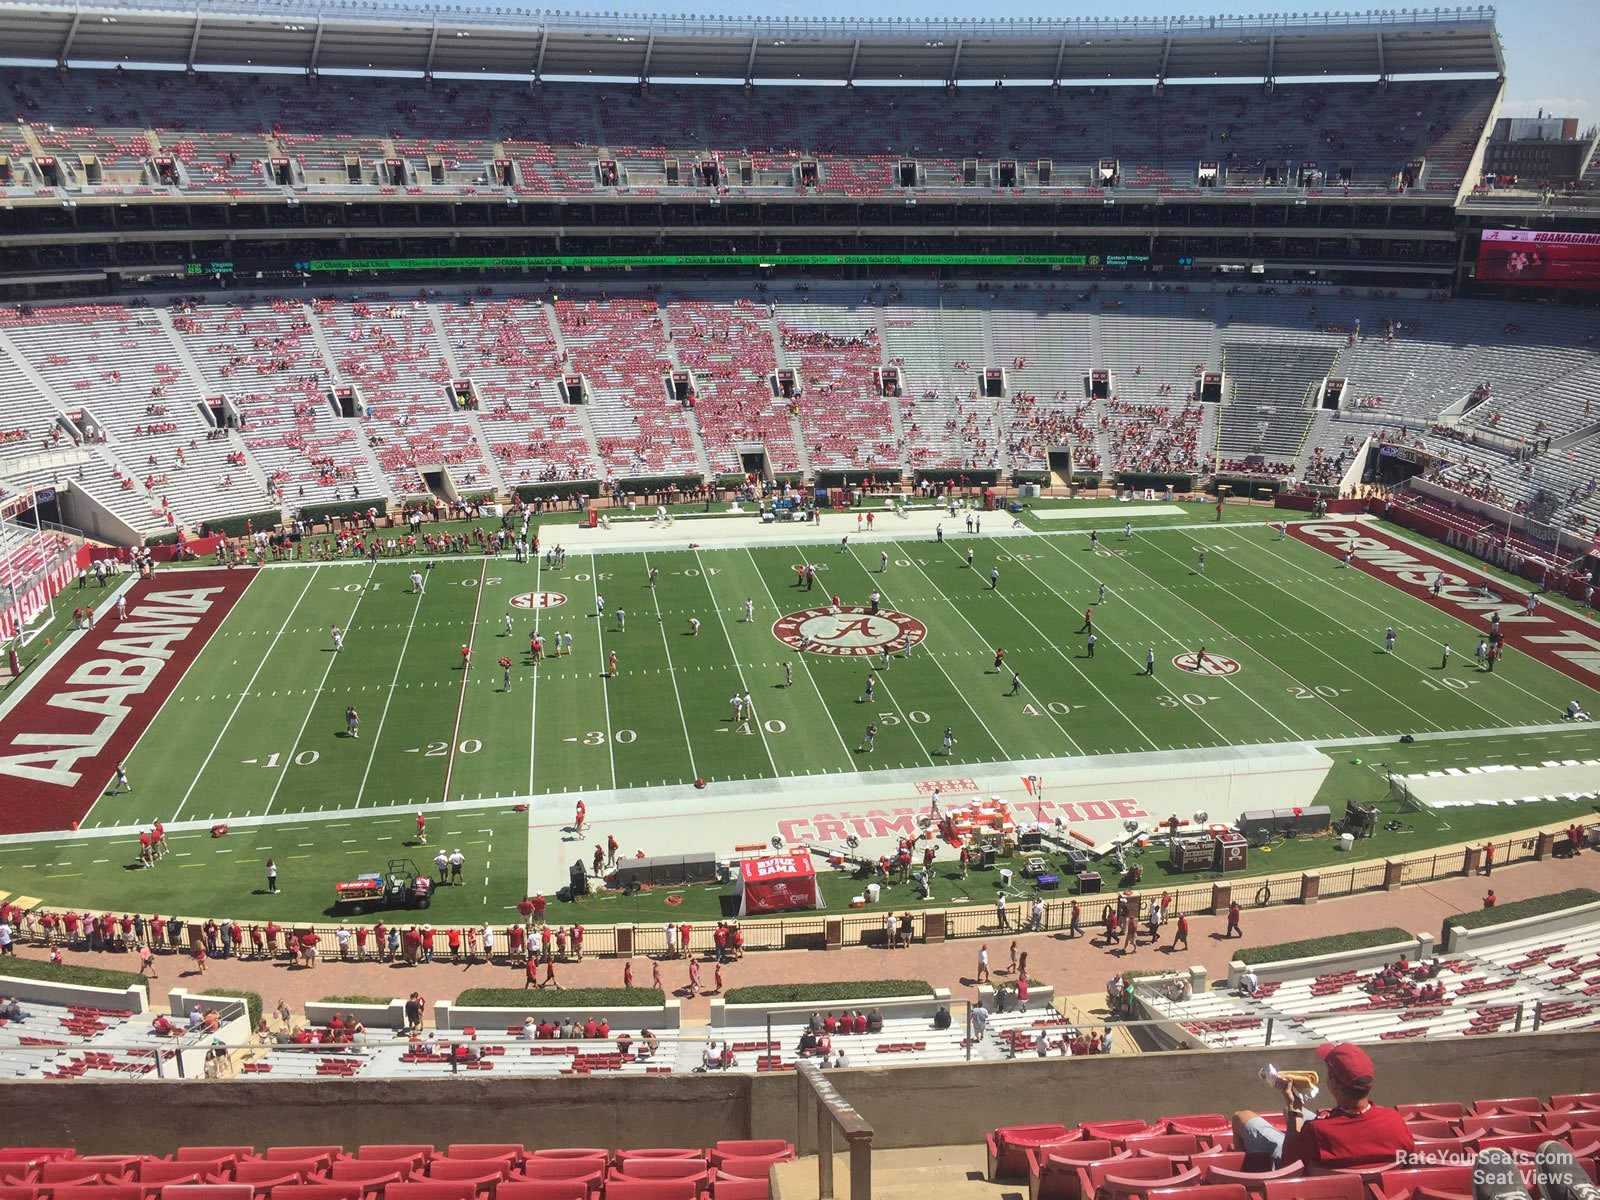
736, 849, 824, 916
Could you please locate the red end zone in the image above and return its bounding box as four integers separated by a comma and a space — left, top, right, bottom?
1292, 521, 1600, 695
0, 568, 256, 834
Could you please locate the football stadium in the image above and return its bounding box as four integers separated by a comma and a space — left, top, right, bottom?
1, 2, 1599, 1196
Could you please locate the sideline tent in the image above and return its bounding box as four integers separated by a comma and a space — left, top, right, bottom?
736, 849, 824, 916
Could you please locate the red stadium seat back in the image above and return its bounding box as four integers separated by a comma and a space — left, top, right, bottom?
522, 1155, 606, 1166
233, 1161, 317, 1186
1081, 1121, 1156, 1141
610, 1161, 709, 1183
1371, 1166, 1474, 1200
1397, 1104, 1464, 1122
612, 1152, 704, 1164
174, 1152, 255, 1168
601, 1182, 702, 1200
1411, 1189, 1474, 1200
384, 1182, 479, 1200
494, 1185, 589, 1200
709, 1180, 769, 1200
1120, 1135, 1200, 1158
706, 1157, 781, 1180
989, 1124, 1074, 1182
0, 1188, 48, 1200
329, 1162, 413, 1185
138, 1165, 212, 1188
1403, 1120, 1460, 1139
1161, 1115, 1229, 1135
1099, 1164, 1201, 1199
442, 1150, 523, 1170
272, 1186, 366, 1200
513, 1162, 603, 1184
1410, 1137, 1481, 1159
1199, 1132, 1235, 1153
1201, 1161, 1302, 1186
53, 1186, 143, 1200
1475, 1133, 1546, 1156
1551, 1094, 1600, 1112
1261, 1176, 1365, 1200
1147, 1187, 1248, 1200
426, 1162, 510, 1184
263, 1151, 344, 1171
711, 1143, 791, 1163
1469, 1098, 1542, 1117
0, 1152, 76, 1165
1191, 1152, 1244, 1172
159, 1186, 256, 1200
1463, 1114, 1542, 1136
1082, 1157, 1191, 1192
357, 1151, 433, 1170
41, 1164, 133, 1185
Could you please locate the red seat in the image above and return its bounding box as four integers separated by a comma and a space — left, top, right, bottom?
159, 1187, 256, 1200
272, 1186, 365, 1200
1119, 1135, 1200, 1160
601, 1183, 701, 1200
493, 1186, 588, 1200
1403, 1120, 1459, 1139
139, 1164, 214, 1189
329, 1162, 414, 1188
513, 1162, 601, 1187
1092, 1160, 1202, 1200
1463, 1114, 1543, 1136
987, 1126, 1074, 1182
1396, 1104, 1464, 1122
1410, 1137, 1480, 1160
1147, 1188, 1247, 1200
233, 1161, 319, 1189
41, 1164, 133, 1186
263, 1152, 343, 1172
384, 1183, 478, 1200
1551, 1093, 1600, 1111
357, 1152, 432, 1171
610, 1161, 709, 1184
0, 1153, 76, 1165
710, 1144, 790, 1163
706, 1157, 782, 1180
1081, 1122, 1156, 1141
0, 1188, 45, 1200
611, 1153, 703, 1164
174, 1153, 255, 1168
1260, 1177, 1365, 1200
521, 1156, 605, 1167
1469, 1097, 1542, 1117
53, 1187, 143, 1200
1161, 1115, 1229, 1135
1199, 1161, 1302, 1187
711, 1180, 768, 1200
442, 1151, 522, 1172
1370, 1165, 1476, 1200
1028, 1141, 1126, 1200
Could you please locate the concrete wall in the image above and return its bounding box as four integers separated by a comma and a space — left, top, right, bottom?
1442, 898, 1600, 954
0, 973, 148, 1015
2, 1031, 1593, 1156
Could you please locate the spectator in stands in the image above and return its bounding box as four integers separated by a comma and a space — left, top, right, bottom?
1239, 966, 1261, 997
0, 996, 31, 1022
932, 1005, 952, 1031
1232, 1042, 1414, 1171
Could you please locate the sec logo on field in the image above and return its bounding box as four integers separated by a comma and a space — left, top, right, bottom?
1173, 652, 1241, 676
772, 606, 928, 657
509, 591, 568, 610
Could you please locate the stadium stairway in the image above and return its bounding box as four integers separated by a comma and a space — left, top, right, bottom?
770, 1145, 993, 1200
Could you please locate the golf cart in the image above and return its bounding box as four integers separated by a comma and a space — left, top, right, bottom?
332, 858, 434, 914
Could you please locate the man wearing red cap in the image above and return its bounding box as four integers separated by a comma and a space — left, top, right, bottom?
1232, 1041, 1414, 1170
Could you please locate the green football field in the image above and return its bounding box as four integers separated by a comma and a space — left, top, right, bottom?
6, 505, 1599, 925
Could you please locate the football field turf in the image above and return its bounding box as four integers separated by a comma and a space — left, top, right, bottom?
86, 514, 1600, 831
5, 507, 1599, 922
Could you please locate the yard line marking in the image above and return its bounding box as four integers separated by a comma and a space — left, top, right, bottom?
353, 560, 429, 810
588, 554, 618, 791
743, 547, 853, 762
261, 563, 379, 817
441, 557, 490, 805
1144, 532, 1429, 735
528, 554, 542, 798
855, 545, 1018, 760
643, 552, 700, 782
168, 567, 322, 822
1023, 532, 1262, 747
692, 548, 779, 777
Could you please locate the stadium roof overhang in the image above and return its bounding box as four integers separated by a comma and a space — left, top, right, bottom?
0, 0, 1504, 83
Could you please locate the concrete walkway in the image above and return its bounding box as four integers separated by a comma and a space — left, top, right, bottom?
8, 848, 1596, 1024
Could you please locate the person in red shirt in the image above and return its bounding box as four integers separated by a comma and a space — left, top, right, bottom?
1232, 1042, 1415, 1171
416, 812, 428, 845
507, 924, 526, 961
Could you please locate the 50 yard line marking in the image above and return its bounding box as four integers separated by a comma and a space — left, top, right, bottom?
440, 557, 489, 805
169, 567, 319, 823
260, 563, 379, 817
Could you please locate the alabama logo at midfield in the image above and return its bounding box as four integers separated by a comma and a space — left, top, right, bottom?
773, 606, 928, 657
